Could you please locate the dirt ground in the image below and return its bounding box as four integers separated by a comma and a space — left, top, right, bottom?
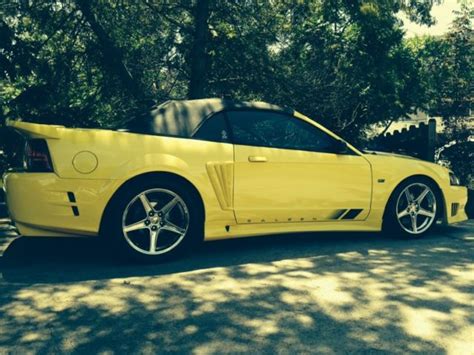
0, 220, 473, 354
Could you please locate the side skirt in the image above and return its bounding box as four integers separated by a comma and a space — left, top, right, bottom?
204, 220, 382, 241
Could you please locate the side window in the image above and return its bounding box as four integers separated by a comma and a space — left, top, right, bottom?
193, 112, 230, 143
227, 110, 339, 153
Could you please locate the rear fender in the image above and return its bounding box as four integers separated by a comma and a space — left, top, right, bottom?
112, 153, 191, 180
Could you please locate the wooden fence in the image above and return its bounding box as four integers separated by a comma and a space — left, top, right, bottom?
371, 119, 437, 162
0, 187, 6, 218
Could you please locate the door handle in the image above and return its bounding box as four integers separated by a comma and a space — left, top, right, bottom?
248, 156, 268, 163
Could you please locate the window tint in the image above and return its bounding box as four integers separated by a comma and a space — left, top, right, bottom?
193, 112, 230, 143
227, 110, 339, 153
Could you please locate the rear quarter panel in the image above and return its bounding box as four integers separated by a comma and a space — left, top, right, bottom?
46, 128, 236, 229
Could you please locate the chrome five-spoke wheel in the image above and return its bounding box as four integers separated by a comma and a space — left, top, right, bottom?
122, 188, 190, 255
395, 182, 437, 235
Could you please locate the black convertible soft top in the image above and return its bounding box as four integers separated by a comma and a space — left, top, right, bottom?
125, 98, 294, 138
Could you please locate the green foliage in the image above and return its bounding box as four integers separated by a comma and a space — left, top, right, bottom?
0, 0, 471, 174
409, 3, 473, 184
0, 1, 439, 127
257, 0, 426, 139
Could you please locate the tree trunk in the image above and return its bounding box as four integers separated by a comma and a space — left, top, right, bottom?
76, 0, 147, 101
188, 0, 210, 99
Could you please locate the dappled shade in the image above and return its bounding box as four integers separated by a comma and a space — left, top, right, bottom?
0, 222, 472, 353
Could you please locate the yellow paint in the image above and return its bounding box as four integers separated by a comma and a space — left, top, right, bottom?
72, 151, 98, 174
233, 144, 372, 223
3, 111, 468, 239
205, 161, 234, 210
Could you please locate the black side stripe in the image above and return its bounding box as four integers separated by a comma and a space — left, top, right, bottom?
330, 209, 348, 220
72, 206, 80, 216
342, 209, 363, 220
67, 192, 76, 203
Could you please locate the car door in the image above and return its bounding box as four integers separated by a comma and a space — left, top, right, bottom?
227, 110, 372, 224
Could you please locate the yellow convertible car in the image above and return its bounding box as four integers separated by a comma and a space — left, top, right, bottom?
2, 98, 468, 261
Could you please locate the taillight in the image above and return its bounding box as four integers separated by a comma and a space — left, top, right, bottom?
23, 139, 54, 172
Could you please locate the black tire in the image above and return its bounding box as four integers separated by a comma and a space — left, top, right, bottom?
102, 178, 204, 263
383, 178, 441, 238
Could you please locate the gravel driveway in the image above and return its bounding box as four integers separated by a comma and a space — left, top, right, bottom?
0, 220, 473, 354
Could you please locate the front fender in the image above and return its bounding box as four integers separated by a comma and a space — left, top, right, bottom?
366, 155, 450, 220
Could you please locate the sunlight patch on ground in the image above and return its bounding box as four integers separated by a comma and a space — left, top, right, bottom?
0, 227, 473, 353
445, 326, 474, 355
400, 306, 450, 340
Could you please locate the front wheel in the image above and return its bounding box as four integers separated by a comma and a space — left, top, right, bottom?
384, 180, 440, 237
104, 180, 203, 262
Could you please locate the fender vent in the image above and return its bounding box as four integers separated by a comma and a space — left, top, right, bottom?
67, 192, 76, 203
451, 203, 459, 217
68, 192, 79, 216
71, 206, 80, 216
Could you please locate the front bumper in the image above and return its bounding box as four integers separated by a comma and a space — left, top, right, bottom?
443, 185, 469, 224
3, 172, 119, 237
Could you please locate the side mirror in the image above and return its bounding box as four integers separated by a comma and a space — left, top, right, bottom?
332, 140, 349, 154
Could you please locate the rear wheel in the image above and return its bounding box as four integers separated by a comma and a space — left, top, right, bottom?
384, 180, 439, 237
104, 180, 203, 262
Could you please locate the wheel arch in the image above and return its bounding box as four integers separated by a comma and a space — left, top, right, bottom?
99, 171, 206, 236
382, 174, 447, 224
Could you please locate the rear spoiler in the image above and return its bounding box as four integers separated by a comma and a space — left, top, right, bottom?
6, 120, 64, 139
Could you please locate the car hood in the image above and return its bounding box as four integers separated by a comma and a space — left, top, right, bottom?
363, 150, 422, 161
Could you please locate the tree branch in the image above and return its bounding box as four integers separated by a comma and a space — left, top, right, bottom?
142, 1, 191, 33
75, 0, 148, 102
188, 0, 210, 99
